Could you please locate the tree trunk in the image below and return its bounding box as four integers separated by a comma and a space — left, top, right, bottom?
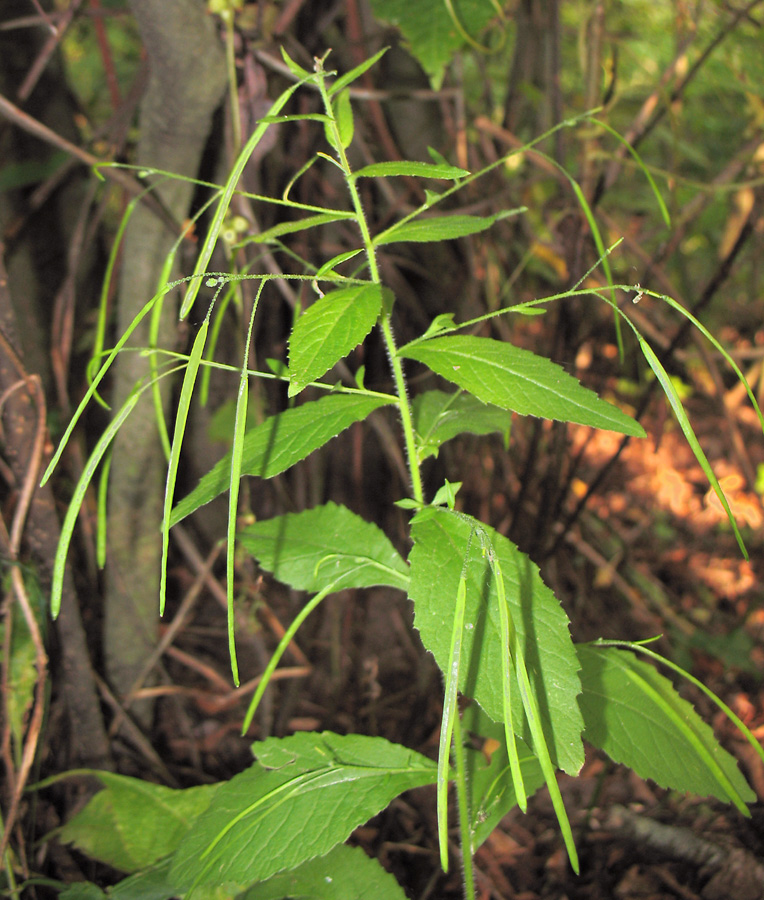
105, 0, 226, 727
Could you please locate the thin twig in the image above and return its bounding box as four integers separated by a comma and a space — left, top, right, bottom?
0, 91, 179, 234
0, 361, 49, 859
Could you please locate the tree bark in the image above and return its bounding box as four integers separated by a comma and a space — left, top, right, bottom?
105, 0, 226, 726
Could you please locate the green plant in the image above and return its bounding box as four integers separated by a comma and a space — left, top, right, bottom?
41, 49, 764, 899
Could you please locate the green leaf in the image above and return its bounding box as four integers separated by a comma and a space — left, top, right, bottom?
638, 334, 746, 557
1, 600, 38, 765
170, 732, 437, 890
325, 88, 354, 150
258, 113, 331, 125
161, 318, 208, 615
401, 335, 645, 436
51, 385, 144, 617
106, 860, 181, 900
170, 393, 395, 525
462, 706, 545, 850
412, 389, 511, 462
238, 502, 410, 591
288, 284, 382, 397
368, 0, 501, 88
408, 511, 584, 775
280, 46, 310, 79
354, 160, 469, 180
420, 312, 457, 340
181, 75, 310, 318
56, 772, 219, 873
577, 644, 755, 813
328, 46, 389, 98
240, 844, 408, 900
315, 249, 363, 279
244, 211, 355, 245
376, 210, 520, 245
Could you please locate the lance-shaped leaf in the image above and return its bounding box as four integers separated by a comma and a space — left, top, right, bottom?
240, 844, 408, 900
243, 211, 355, 246
412, 389, 511, 462
577, 643, 755, 813
54, 772, 219, 873
171, 394, 395, 525
170, 732, 437, 890
376, 210, 521, 246
288, 284, 382, 397
462, 705, 546, 850
327, 46, 389, 98
354, 160, 469, 179
401, 335, 645, 436
238, 502, 410, 591
409, 511, 584, 775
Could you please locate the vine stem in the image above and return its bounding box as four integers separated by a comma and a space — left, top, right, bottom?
315, 57, 425, 505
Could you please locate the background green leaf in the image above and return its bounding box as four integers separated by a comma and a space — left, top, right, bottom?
170, 732, 437, 889
289, 284, 381, 396
368, 0, 501, 88
409, 511, 584, 775
238, 502, 410, 591
56, 773, 218, 873
577, 644, 755, 811
401, 335, 645, 436
412, 389, 511, 462
171, 394, 395, 525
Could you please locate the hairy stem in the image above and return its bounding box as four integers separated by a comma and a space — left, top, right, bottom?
316, 57, 424, 505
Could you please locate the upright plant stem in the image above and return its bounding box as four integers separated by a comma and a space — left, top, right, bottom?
316, 60, 424, 506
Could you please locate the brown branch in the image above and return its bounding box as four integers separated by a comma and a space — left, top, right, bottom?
0, 349, 49, 859
0, 90, 179, 235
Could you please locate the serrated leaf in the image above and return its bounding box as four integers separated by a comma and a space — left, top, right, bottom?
409, 511, 584, 775
238, 502, 410, 591
412, 390, 511, 462
354, 160, 469, 179
376, 210, 519, 245
170, 732, 437, 890
240, 844, 408, 900
577, 644, 755, 812
401, 335, 645, 436
56, 772, 219, 873
171, 394, 395, 525
288, 284, 381, 396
